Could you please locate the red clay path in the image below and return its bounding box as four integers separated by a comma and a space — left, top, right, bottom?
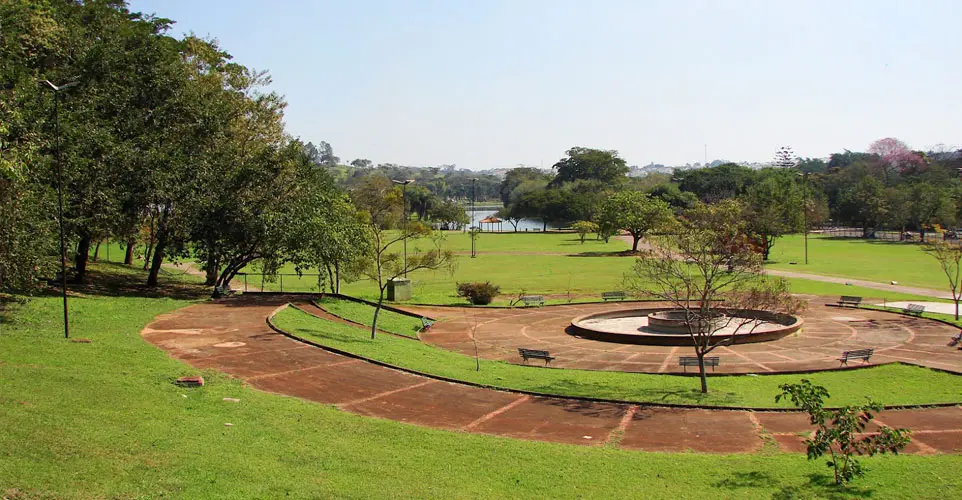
141, 294, 962, 454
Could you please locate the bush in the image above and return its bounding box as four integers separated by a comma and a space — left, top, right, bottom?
456, 282, 500, 305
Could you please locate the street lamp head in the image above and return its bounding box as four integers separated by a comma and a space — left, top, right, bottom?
391, 179, 415, 185
40, 80, 79, 92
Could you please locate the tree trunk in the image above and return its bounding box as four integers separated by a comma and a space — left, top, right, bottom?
124, 238, 135, 265
631, 234, 641, 252
372, 288, 385, 339
74, 234, 91, 283
92, 240, 102, 262
334, 261, 340, 293
542, 219, 547, 232
698, 353, 708, 393
956, 298, 959, 321
204, 253, 218, 286
143, 239, 154, 271
146, 214, 169, 287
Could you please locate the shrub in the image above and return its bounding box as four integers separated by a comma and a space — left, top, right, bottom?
456, 281, 500, 305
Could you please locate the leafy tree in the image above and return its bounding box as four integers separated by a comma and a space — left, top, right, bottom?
550, 147, 628, 187
869, 137, 924, 180
500, 167, 551, 204
571, 221, 599, 244
743, 169, 804, 260
317, 140, 339, 166
428, 199, 469, 230
923, 241, 962, 319
646, 183, 698, 212
836, 177, 888, 236
350, 158, 372, 169
626, 201, 804, 393
494, 204, 524, 232
596, 191, 674, 252
796, 157, 827, 174
675, 163, 757, 203
352, 176, 455, 338
777, 380, 911, 485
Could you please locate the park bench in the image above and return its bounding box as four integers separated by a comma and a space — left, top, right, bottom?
837, 296, 863, 308
679, 356, 720, 372
949, 332, 962, 347
838, 348, 874, 365
520, 295, 545, 307
212, 285, 235, 298
420, 317, 434, 330
903, 304, 926, 316
518, 348, 555, 366
602, 291, 627, 301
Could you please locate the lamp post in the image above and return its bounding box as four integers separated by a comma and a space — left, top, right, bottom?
471, 178, 478, 258
797, 170, 810, 265
391, 179, 414, 277
41, 79, 78, 339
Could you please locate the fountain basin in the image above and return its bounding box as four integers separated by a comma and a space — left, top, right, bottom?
569, 307, 802, 346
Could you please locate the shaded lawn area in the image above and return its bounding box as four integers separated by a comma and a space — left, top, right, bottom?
273, 306, 962, 409
3, 289, 961, 496
766, 234, 950, 290
316, 296, 424, 338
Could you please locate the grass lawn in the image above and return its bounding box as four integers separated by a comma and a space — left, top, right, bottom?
3, 270, 962, 497
767, 234, 950, 290
273, 306, 962, 409
316, 296, 424, 338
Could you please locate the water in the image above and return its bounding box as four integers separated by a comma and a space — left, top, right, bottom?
466, 208, 560, 232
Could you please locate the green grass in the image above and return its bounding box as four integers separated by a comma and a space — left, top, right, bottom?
767, 234, 949, 290
316, 296, 424, 338
274, 306, 962, 408
3, 271, 962, 497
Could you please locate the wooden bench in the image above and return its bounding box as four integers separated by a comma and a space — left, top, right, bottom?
903, 304, 926, 316
419, 317, 434, 330
519, 295, 545, 307
602, 291, 627, 301
838, 348, 874, 365
518, 348, 555, 366
679, 356, 720, 372
837, 296, 863, 308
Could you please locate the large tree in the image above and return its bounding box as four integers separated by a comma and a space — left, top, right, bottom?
550, 147, 628, 187
596, 191, 674, 252
743, 169, 804, 260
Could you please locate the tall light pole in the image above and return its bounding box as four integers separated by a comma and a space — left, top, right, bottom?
797, 170, 810, 265
391, 179, 414, 277
471, 178, 478, 258
41, 79, 78, 339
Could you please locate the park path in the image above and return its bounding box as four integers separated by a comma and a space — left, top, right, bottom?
141, 294, 962, 455
765, 269, 953, 300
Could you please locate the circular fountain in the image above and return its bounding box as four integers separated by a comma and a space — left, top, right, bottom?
570, 307, 802, 346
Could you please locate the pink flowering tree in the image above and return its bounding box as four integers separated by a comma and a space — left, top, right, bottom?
868, 138, 924, 178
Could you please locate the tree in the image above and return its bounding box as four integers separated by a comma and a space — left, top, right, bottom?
500, 167, 550, 204
428, 199, 469, 230
550, 147, 628, 187
675, 163, 757, 203
571, 221, 599, 244
743, 169, 804, 260
869, 137, 924, 179
625, 200, 804, 393
836, 177, 887, 236
923, 241, 962, 320
317, 141, 339, 166
350, 158, 372, 169
796, 157, 827, 174
596, 191, 674, 252
772, 146, 797, 168
352, 176, 455, 338
494, 204, 524, 232
777, 380, 911, 485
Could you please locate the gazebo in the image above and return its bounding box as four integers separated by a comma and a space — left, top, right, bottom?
478, 215, 503, 232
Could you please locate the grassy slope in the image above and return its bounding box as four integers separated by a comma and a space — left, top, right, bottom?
274, 307, 962, 408
316, 296, 424, 338
3, 273, 961, 497
767, 234, 949, 290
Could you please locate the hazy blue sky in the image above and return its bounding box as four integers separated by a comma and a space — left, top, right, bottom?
129, 0, 961, 169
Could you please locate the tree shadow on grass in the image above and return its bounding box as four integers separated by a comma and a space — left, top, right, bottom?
711, 471, 874, 499
33, 262, 209, 301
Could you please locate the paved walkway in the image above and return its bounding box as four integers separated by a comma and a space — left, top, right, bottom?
415, 298, 962, 374
141, 294, 962, 454
765, 269, 952, 299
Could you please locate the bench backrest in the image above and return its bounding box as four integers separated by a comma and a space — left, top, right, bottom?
843, 348, 874, 356
839, 296, 863, 303
519, 348, 550, 357
679, 356, 719, 365
602, 291, 626, 297
906, 304, 925, 312
521, 295, 544, 302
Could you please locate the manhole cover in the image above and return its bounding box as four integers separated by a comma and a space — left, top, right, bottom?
213, 342, 246, 348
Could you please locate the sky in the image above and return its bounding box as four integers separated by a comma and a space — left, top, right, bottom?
129, 0, 962, 170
